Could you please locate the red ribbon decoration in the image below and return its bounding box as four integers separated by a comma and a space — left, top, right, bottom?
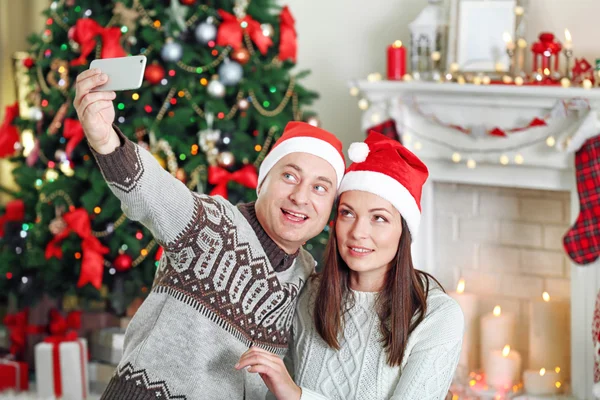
155, 246, 164, 261
70, 18, 127, 66
44, 331, 87, 399
45, 208, 109, 290
217, 10, 273, 55
3, 310, 46, 358
62, 119, 84, 159
279, 6, 297, 63
489, 128, 507, 137
0, 199, 25, 237
208, 164, 258, 198
0, 103, 20, 158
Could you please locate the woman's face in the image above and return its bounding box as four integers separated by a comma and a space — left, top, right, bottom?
335, 190, 403, 281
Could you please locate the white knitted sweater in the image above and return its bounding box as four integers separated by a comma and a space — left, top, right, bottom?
287, 279, 464, 400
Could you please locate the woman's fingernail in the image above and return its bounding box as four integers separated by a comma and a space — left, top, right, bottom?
100, 73, 108, 80
234, 363, 239, 368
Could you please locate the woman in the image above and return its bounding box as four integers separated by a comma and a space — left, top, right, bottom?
236, 131, 464, 399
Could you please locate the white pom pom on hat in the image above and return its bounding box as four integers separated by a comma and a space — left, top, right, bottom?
347, 142, 370, 163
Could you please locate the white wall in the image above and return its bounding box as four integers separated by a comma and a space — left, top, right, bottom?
282, 0, 600, 151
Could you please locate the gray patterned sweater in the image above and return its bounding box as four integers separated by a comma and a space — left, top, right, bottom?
94, 127, 315, 400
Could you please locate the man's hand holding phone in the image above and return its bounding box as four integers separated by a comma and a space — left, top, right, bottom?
74, 69, 120, 155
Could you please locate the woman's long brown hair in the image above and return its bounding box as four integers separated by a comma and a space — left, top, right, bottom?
313, 216, 443, 367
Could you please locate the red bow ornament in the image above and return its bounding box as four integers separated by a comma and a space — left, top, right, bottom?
217, 10, 273, 55
0, 199, 25, 237
208, 164, 258, 198
48, 309, 82, 337
279, 6, 297, 63
45, 208, 109, 290
0, 103, 20, 158
63, 118, 84, 159
70, 18, 127, 66
3, 310, 46, 358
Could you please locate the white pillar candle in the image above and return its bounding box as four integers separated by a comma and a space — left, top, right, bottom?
523, 368, 562, 395
529, 292, 570, 379
485, 345, 521, 390
480, 305, 515, 369
449, 279, 478, 372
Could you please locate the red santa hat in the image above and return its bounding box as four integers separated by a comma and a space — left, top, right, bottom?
338, 130, 429, 241
258, 122, 345, 190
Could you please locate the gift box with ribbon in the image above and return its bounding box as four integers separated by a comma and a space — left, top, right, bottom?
34, 333, 89, 400
34, 309, 89, 400
0, 357, 29, 392
90, 327, 125, 365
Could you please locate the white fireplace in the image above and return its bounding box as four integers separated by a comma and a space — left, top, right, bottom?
352, 80, 600, 399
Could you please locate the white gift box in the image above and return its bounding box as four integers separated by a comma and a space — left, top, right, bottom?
34, 337, 90, 400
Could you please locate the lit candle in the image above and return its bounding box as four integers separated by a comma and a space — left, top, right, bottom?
529, 292, 570, 379
485, 345, 522, 390
480, 305, 515, 370
564, 29, 572, 50
387, 40, 406, 80
523, 368, 562, 395
449, 278, 479, 372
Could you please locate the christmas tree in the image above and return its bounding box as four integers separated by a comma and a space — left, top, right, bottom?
0, 0, 328, 314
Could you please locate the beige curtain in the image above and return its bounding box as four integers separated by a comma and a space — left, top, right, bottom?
0, 0, 46, 203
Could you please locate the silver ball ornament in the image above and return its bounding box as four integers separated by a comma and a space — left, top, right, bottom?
195, 22, 217, 44
161, 41, 183, 62
207, 79, 226, 98
218, 61, 243, 86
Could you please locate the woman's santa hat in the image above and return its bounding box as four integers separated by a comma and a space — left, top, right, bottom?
338, 130, 429, 241
257, 122, 345, 190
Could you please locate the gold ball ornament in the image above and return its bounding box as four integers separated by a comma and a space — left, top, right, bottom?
49, 216, 67, 235
217, 151, 235, 167
153, 153, 167, 168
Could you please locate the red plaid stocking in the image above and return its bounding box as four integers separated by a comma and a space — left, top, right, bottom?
563, 134, 600, 265
367, 119, 401, 142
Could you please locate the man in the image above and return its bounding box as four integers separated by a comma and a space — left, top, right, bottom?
74, 68, 345, 399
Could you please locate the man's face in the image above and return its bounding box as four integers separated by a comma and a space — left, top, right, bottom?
255, 152, 338, 253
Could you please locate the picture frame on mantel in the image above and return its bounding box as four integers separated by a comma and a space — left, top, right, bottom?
447, 0, 525, 76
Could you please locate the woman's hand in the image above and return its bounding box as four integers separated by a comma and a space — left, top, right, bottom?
236, 346, 301, 400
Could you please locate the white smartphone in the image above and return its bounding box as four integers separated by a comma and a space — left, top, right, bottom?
89, 55, 147, 91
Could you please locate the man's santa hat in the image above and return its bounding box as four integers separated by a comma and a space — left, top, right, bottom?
257, 122, 345, 190
338, 131, 429, 241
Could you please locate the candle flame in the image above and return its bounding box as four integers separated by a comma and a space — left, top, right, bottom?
565, 29, 571, 42
502, 345, 511, 357
556, 381, 562, 388
469, 379, 476, 387
493, 306, 502, 316
540, 368, 546, 376
543, 68, 551, 76
555, 366, 561, 373
456, 278, 465, 294
503, 32, 512, 43
393, 40, 403, 48
542, 292, 551, 302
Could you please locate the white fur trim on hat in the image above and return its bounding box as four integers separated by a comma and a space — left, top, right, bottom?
257, 136, 346, 190
348, 142, 370, 163
338, 170, 421, 241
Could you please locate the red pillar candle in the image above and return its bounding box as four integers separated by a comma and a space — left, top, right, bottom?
387, 40, 406, 80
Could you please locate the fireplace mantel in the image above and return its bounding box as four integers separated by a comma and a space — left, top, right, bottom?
351, 80, 600, 399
